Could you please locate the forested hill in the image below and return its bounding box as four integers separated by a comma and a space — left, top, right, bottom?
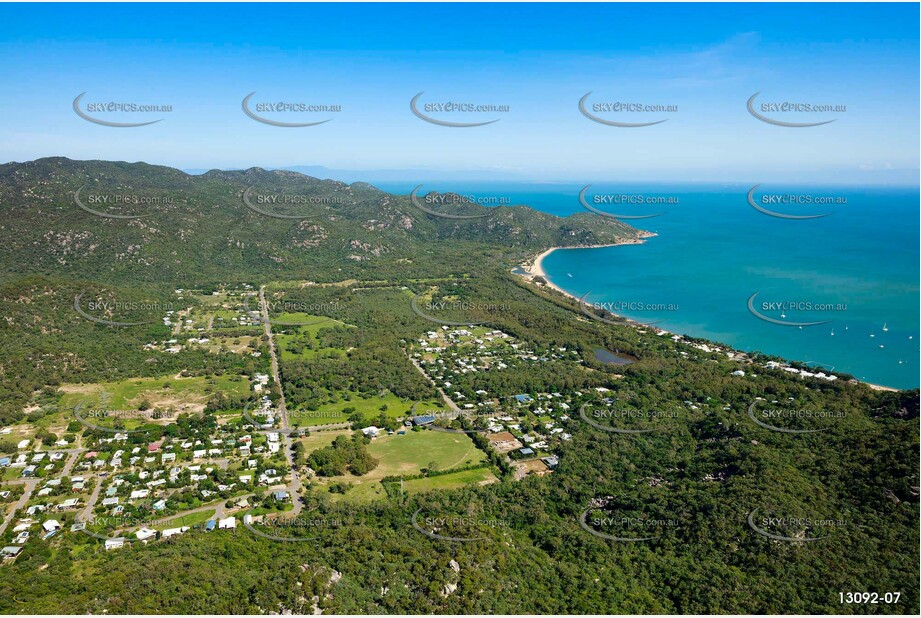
0, 158, 917, 615
0, 157, 642, 286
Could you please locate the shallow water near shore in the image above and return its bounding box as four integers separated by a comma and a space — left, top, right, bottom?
379, 181, 920, 390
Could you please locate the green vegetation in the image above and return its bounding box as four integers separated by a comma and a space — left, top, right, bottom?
307, 433, 379, 477
394, 466, 498, 494
0, 159, 916, 615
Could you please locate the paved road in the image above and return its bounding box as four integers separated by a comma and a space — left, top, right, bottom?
0, 478, 39, 537
259, 286, 302, 517
59, 449, 84, 477
79, 475, 104, 521
410, 358, 461, 412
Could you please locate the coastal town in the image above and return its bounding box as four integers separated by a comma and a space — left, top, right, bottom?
2, 268, 868, 562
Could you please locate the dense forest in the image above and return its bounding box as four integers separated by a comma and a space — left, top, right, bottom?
0, 159, 917, 614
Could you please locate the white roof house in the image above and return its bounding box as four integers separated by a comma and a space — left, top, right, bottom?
135, 527, 157, 541
161, 526, 190, 538
218, 516, 236, 529
42, 520, 61, 533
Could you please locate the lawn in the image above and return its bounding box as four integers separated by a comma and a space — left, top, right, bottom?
397, 467, 499, 495
158, 508, 216, 529
310, 429, 489, 503
295, 429, 350, 453
288, 394, 448, 428
365, 430, 487, 478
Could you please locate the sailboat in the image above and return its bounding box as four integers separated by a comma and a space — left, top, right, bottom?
830, 329, 835, 336
882, 323, 889, 332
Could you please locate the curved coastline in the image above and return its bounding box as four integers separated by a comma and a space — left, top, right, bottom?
517, 243, 902, 393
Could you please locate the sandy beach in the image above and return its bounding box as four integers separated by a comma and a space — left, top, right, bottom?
515, 242, 904, 393
519, 236, 652, 302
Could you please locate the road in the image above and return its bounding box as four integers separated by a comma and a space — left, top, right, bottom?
0, 478, 39, 537
258, 286, 302, 517
59, 449, 83, 477
410, 358, 461, 412
0, 447, 86, 536
79, 475, 104, 521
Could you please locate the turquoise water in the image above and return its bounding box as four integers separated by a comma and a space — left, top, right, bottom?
376, 181, 919, 389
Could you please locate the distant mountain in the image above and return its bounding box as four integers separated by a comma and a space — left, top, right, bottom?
0, 157, 643, 286
184, 164, 529, 183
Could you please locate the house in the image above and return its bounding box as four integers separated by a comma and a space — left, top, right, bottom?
58, 498, 79, 510
1, 546, 23, 559
218, 516, 236, 530
104, 537, 126, 551
41, 520, 61, 533
274, 490, 290, 502
205, 520, 217, 532
361, 426, 380, 438
514, 394, 533, 404
412, 415, 436, 427
0, 457, 10, 467
518, 447, 535, 457
161, 526, 189, 539
17, 439, 30, 449
135, 527, 157, 541
152, 499, 167, 511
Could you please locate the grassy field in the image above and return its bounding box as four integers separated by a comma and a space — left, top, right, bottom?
57, 374, 251, 429
396, 467, 498, 495
272, 312, 351, 361
295, 429, 350, 452
198, 334, 258, 354
288, 394, 448, 428
158, 508, 216, 529
310, 429, 489, 502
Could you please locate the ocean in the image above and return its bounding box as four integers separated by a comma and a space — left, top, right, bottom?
375, 181, 920, 390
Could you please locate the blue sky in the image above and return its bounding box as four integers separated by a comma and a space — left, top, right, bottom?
0, 2, 917, 184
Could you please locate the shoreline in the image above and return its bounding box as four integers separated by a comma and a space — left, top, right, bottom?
515, 241, 909, 393
522, 235, 652, 300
